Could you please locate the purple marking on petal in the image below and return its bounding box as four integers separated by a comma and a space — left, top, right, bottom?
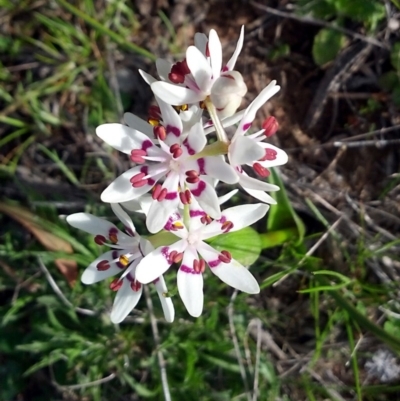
191, 180, 206, 196
165, 192, 178, 200
125, 226, 135, 237
222, 65, 229, 72
189, 210, 206, 217
112, 250, 125, 269
166, 125, 181, 137
183, 138, 195, 155
126, 272, 135, 282
180, 265, 201, 274
142, 140, 153, 151
217, 216, 227, 224
197, 158, 206, 175
148, 178, 155, 185
208, 259, 221, 268
152, 277, 160, 284
243, 122, 252, 131
164, 212, 181, 231
161, 246, 170, 261
140, 165, 148, 175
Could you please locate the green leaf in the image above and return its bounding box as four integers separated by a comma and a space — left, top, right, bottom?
312, 28, 346, 66
390, 42, 400, 71
379, 71, 400, 91
209, 227, 262, 266
266, 168, 305, 246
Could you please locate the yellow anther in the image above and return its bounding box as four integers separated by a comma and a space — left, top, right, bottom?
119, 255, 130, 266
172, 221, 184, 230
180, 104, 188, 111
148, 118, 160, 127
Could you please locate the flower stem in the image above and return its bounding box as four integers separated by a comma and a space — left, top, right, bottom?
183, 202, 190, 230
204, 97, 229, 143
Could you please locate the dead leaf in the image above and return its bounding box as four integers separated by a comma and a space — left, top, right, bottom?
0, 202, 78, 286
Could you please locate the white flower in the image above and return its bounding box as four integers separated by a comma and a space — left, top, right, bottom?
149, 27, 247, 118
135, 203, 269, 317
227, 80, 289, 203
98, 98, 238, 233
66, 204, 174, 323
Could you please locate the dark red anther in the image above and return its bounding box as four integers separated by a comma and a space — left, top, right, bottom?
193, 259, 206, 273
259, 148, 277, 161
94, 235, 107, 245
110, 278, 123, 291
152, 183, 162, 200
253, 163, 270, 178
186, 176, 200, 184
185, 170, 199, 178
130, 172, 146, 184
262, 116, 279, 137
97, 260, 110, 271
221, 220, 234, 233
168, 59, 190, 83
179, 191, 188, 205
172, 252, 184, 263
185, 189, 191, 204
218, 250, 232, 263
154, 125, 167, 141
201, 215, 212, 225
130, 280, 142, 292
157, 188, 168, 202
130, 149, 147, 163
148, 105, 161, 120
169, 250, 177, 263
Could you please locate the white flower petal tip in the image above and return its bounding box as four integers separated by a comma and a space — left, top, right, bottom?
110, 280, 143, 324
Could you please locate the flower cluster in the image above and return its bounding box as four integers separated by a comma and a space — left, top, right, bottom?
68, 27, 288, 322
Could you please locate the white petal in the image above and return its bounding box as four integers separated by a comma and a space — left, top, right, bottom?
135, 240, 185, 284
154, 276, 175, 322
187, 176, 221, 219
218, 189, 238, 205
110, 203, 136, 234
257, 144, 289, 168
139, 69, 156, 85
239, 172, 280, 191
110, 278, 143, 323
146, 173, 180, 233
226, 26, 244, 71
177, 246, 204, 317
96, 124, 154, 154
101, 167, 154, 203
235, 81, 280, 137
67, 213, 128, 240
124, 113, 154, 137
219, 203, 269, 232
197, 242, 259, 294
242, 187, 277, 204
186, 45, 212, 92
81, 250, 123, 284
157, 98, 182, 138
204, 155, 239, 184
152, 82, 204, 105
185, 122, 206, 154
194, 32, 208, 55
229, 135, 265, 166
208, 29, 222, 79
156, 58, 173, 81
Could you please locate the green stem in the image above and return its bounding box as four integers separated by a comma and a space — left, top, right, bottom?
183, 203, 190, 230
204, 97, 228, 143
56, 0, 156, 61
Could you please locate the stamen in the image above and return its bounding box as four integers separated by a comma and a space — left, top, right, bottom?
154, 125, 167, 141
148, 118, 160, 126
179, 191, 188, 205
218, 250, 232, 263
157, 188, 168, 202
94, 235, 106, 245
130, 280, 142, 292
148, 105, 161, 120
130, 172, 148, 188
259, 148, 277, 162
172, 252, 183, 263
130, 149, 147, 163
221, 220, 234, 233
97, 260, 110, 271
171, 221, 184, 230
262, 116, 279, 137
169, 143, 183, 158
110, 278, 123, 291
168, 59, 190, 84
119, 255, 130, 267
193, 259, 206, 273
253, 162, 270, 177
109, 228, 118, 244
152, 183, 162, 200
201, 215, 212, 225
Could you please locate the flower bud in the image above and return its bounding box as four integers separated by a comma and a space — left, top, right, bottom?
210, 70, 247, 118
